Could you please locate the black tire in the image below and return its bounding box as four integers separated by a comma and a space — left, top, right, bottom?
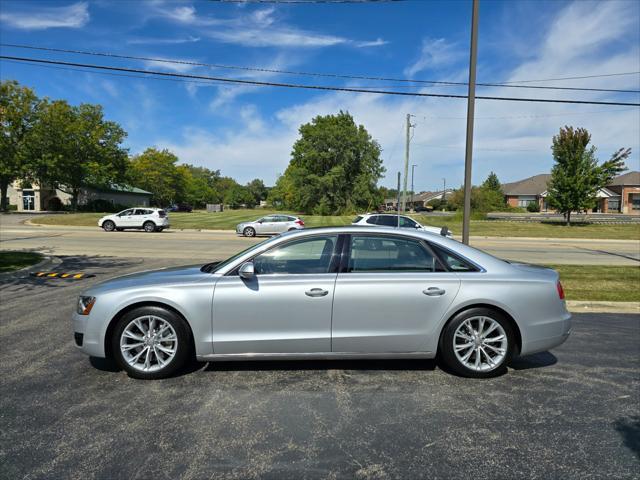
102, 220, 116, 232
155, 227, 164, 232
111, 306, 191, 380
439, 307, 515, 378
288, 227, 297, 232
116, 228, 124, 232
243, 227, 256, 237
143, 221, 156, 233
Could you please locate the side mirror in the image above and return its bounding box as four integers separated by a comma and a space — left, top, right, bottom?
238, 262, 255, 280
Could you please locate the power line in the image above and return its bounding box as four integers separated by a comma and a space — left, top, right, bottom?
2, 43, 638, 94
205, 0, 407, 3
412, 109, 637, 120
495, 72, 640, 84
2, 55, 639, 107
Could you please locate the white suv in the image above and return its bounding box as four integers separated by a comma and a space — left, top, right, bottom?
98, 208, 170, 233
352, 213, 453, 238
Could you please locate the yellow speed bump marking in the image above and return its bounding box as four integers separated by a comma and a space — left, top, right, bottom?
31, 272, 93, 279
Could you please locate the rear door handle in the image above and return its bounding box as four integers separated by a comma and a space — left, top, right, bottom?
423, 287, 446, 296
305, 288, 329, 297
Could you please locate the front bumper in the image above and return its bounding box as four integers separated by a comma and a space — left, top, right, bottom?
73, 311, 106, 357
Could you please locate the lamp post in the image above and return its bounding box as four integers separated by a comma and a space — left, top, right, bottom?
411, 164, 417, 211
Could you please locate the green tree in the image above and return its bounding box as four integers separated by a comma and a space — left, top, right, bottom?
0, 80, 40, 211
546, 126, 629, 225
275, 111, 385, 214
246, 178, 268, 206
128, 148, 184, 206
224, 184, 253, 208
482, 171, 501, 192
449, 185, 504, 213
27, 101, 128, 210
178, 164, 222, 207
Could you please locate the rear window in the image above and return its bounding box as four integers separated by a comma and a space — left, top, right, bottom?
352, 216, 363, 223
158, 210, 166, 217
430, 243, 479, 272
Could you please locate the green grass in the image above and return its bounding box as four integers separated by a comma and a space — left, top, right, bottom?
549, 264, 640, 302
0, 251, 43, 273
31, 209, 640, 240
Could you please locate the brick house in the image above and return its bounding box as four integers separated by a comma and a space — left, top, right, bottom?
502, 171, 639, 214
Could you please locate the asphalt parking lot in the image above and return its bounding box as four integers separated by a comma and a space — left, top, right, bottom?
0, 256, 638, 479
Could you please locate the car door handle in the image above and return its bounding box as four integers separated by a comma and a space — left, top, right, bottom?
305, 288, 329, 297
423, 287, 446, 296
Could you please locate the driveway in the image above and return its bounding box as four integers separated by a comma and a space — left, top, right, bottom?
0, 256, 638, 479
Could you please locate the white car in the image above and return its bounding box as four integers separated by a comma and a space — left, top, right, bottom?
352, 213, 453, 238
98, 208, 170, 233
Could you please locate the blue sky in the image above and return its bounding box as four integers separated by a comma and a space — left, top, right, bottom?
1, 0, 639, 191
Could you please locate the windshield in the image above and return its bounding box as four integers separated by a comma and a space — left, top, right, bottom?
201, 237, 274, 273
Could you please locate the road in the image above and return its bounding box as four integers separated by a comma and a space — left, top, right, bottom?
0, 257, 638, 479
1, 214, 639, 265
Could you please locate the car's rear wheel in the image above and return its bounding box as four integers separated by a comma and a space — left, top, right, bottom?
143, 221, 156, 233
440, 308, 515, 378
243, 227, 256, 237
102, 220, 115, 232
112, 306, 191, 380
288, 227, 297, 232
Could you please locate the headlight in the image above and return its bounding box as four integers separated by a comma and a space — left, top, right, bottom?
77, 296, 96, 315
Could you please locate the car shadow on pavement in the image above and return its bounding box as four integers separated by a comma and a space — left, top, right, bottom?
205, 358, 438, 372
614, 416, 640, 460
509, 351, 558, 370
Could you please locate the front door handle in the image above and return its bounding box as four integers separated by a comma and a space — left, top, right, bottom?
305, 288, 329, 297
423, 287, 446, 296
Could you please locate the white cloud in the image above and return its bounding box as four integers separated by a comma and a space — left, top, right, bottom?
404, 38, 462, 77
152, 2, 385, 49
127, 36, 200, 45
142, 57, 199, 73
0, 1, 89, 30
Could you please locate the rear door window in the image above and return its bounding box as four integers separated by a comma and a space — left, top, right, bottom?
365, 216, 379, 225
376, 216, 397, 227
399, 217, 418, 228
348, 235, 444, 272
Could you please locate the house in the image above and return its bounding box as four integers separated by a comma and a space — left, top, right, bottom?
502, 171, 640, 214
384, 189, 454, 210
7, 181, 153, 212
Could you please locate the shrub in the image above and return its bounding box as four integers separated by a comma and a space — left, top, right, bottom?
526, 202, 541, 213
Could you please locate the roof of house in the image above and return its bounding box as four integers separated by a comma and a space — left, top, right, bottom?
608, 171, 640, 186
103, 184, 152, 195
502, 174, 552, 196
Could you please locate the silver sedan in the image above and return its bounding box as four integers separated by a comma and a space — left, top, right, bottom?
72, 226, 571, 379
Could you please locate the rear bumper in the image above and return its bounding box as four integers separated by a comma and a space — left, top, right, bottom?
520, 310, 572, 356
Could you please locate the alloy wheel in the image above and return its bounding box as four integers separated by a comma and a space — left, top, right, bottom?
119, 315, 178, 372
453, 316, 508, 372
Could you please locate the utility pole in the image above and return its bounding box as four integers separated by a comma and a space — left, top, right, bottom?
462, 0, 479, 245
401, 113, 414, 213
442, 177, 446, 200
396, 172, 401, 227
410, 164, 417, 211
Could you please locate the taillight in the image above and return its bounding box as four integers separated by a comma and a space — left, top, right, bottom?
557, 281, 565, 300
295, 219, 304, 226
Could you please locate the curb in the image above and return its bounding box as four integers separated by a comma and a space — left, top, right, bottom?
566, 300, 639, 314
0, 255, 62, 281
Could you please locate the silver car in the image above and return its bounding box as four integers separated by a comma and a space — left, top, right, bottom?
73, 227, 571, 380
236, 214, 305, 237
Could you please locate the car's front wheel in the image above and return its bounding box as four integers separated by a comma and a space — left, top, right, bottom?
143, 221, 156, 233
243, 226, 256, 237
112, 306, 191, 380
102, 220, 115, 232
440, 308, 515, 378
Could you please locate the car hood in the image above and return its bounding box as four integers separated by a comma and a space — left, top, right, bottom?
88, 265, 212, 294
